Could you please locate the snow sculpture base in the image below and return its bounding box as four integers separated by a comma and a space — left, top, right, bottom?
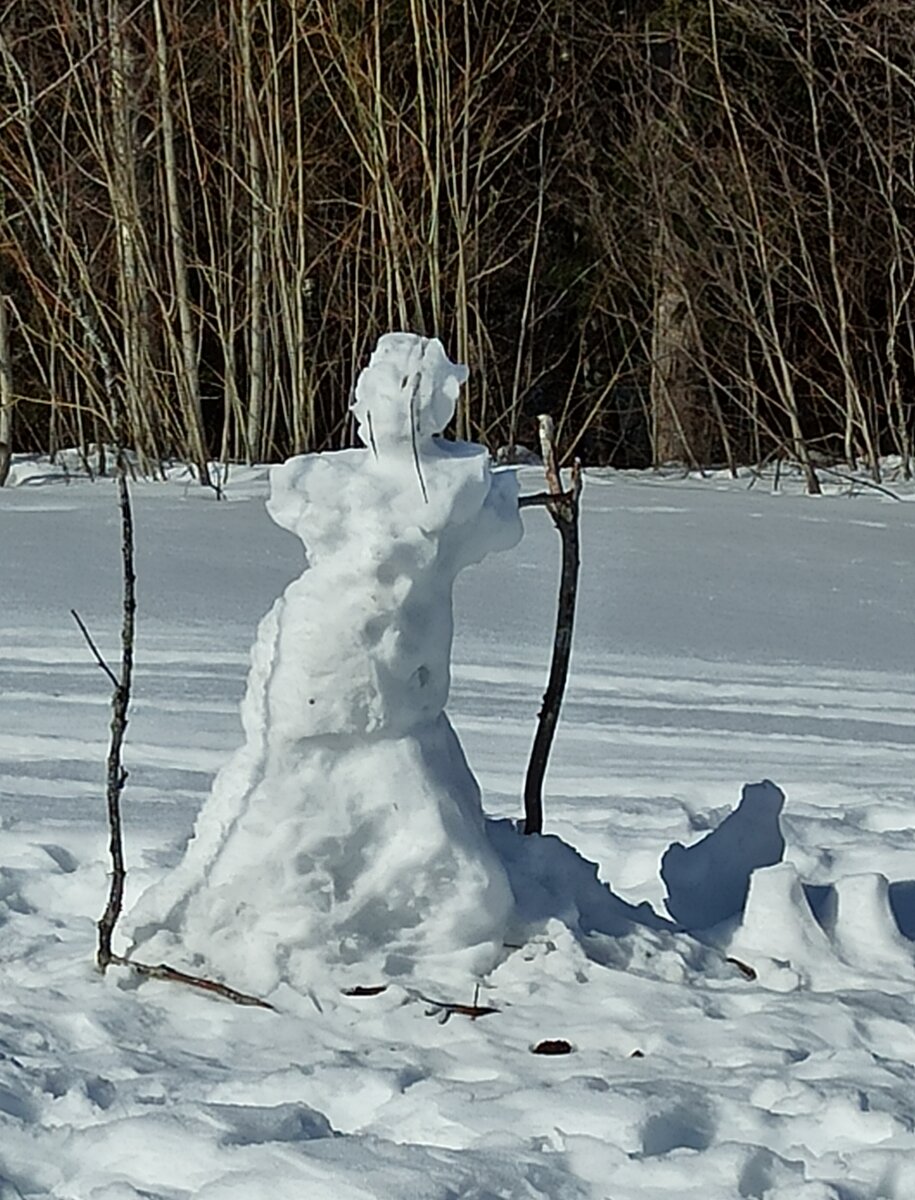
128, 335, 522, 996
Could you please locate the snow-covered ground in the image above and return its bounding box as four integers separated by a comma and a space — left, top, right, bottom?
3, 453, 915, 1199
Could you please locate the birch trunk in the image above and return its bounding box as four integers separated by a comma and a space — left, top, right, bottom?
0, 295, 12, 486
650, 246, 702, 467
106, 0, 154, 467
239, 0, 267, 463
152, 0, 210, 483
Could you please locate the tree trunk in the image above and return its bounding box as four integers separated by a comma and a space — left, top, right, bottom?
239, 0, 266, 463
106, 0, 155, 469
152, 0, 210, 483
650, 251, 704, 467
0, 294, 12, 486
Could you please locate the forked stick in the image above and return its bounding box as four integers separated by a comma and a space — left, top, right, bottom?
521, 415, 582, 835
71, 457, 135, 970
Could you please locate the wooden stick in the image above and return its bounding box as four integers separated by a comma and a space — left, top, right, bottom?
523, 415, 582, 835
0, 294, 12, 488
406, 987, 499, 1024
111, 954, 275, 1010
80, 460, 135, 972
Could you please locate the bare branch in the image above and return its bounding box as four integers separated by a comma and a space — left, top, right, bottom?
70, 609, 120, 690
111, 954, 275, 1010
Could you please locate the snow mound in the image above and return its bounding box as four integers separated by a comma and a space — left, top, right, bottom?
727, 863, 915, 990
655, 781, 915, 988
127, 334, 522, 996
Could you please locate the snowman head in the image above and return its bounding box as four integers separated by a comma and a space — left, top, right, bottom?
351, 333, 468, 454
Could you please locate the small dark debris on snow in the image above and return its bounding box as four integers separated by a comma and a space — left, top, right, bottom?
342, 985, 389, 996
532, 1039, 574, 1055
726, 956, 758, 980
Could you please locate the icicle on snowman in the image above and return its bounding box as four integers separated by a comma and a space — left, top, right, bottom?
129, 333, 523, 996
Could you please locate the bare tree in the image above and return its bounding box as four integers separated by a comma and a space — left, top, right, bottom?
0, 0, 913, 479
0, 294, 12, 486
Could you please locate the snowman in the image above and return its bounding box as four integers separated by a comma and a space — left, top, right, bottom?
128, 334, 523, 997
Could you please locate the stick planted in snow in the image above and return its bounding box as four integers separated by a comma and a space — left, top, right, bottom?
521, 415, 582, 835
72, 458, 136, 971
0, 295, 12, 488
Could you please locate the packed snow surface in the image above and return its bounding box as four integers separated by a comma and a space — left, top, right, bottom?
3, 448, 915, 1198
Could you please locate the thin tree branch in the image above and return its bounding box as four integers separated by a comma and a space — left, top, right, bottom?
405, 987, 499, 1024
816, 465, 902, 502
70, 608, 120, 689
519, 488, 577, 509
111, 954, 276, 1010
0, 294, 12, 487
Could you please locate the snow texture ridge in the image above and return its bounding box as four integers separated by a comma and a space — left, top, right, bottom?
126, 334, 522, 995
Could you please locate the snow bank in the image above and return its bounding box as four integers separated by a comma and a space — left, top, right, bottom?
127, 334, 522, 995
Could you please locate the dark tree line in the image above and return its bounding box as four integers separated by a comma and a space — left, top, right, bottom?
1, 0, 913, 486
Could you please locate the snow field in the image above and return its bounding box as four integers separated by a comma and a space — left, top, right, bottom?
2, 454, 915, 1197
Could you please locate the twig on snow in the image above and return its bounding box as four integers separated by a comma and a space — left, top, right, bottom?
405, 987, 499, 1024
111, 954, 276, 1010
816, 464, 902, 501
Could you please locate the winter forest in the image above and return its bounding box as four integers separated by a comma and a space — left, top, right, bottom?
2, 0, 915, 486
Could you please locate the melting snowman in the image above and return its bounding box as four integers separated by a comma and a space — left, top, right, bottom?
129, 334, 522, 996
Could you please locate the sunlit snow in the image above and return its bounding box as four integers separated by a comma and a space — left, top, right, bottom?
3, 395, 915, 1196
